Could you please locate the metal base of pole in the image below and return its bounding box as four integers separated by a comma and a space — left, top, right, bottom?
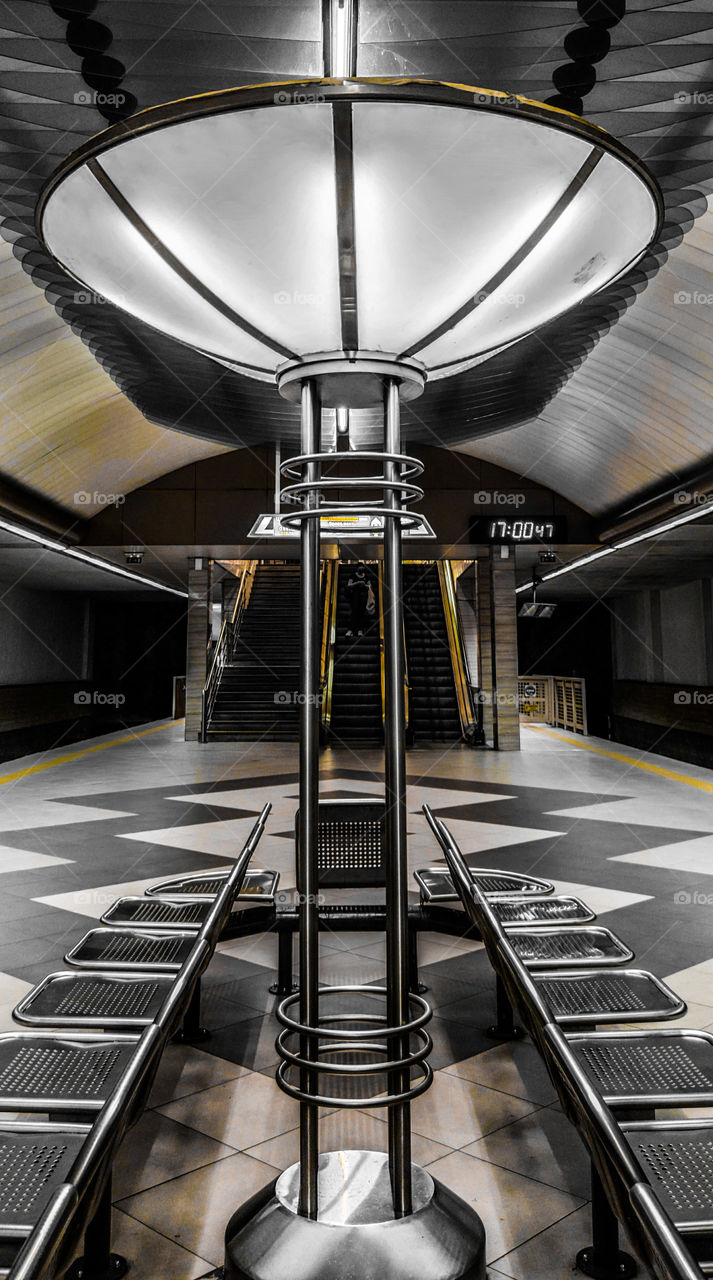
224, 1151, 486, 1280
575, 1247, 638, 1280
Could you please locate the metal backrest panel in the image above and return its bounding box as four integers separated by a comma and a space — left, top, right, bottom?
295, 799, 386, 889
13, 973, 173, 1028
567, 1031, 713, 1107
65, 929, 195, 972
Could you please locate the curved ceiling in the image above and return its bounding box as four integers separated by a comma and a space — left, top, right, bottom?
1, 1, 713, 516
0, 237, 228, 514
467, 194, 713, 514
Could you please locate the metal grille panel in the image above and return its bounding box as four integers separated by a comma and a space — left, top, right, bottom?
474, 873, 550, 894
512, 932, 618, 962
318, 819, 382, 873
0, 1136, 80, 1225
105, 899, 206, 925
495, 898, 589, 924
0, 1044, 122, 1098
580, 1042, 713, 1094
101, 934, 186, 966
635, 1135, 713, 1217
539, 974, 648, 1016
54, 979, 159, 1019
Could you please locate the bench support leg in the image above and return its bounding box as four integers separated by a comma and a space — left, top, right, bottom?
270, 927, 298, 996
66, 1179, 128, 1280
486, 976, 525, 1040
173, 978, 210, 1044
576, 1163, 637, 1280
408, 923, 426, 994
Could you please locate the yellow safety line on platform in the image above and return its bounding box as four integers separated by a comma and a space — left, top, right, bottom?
0, 720, 181, 787
528, 724, 713, 794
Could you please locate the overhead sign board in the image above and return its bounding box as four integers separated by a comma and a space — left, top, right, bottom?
248, 513, 436, 540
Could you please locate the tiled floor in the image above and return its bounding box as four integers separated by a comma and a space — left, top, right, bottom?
1, 719, 712, 1277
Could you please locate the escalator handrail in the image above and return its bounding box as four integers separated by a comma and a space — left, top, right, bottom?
437, 560, 477, 739
320, 560, 339, 730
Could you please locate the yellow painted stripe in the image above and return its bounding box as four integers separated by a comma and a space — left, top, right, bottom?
0, 720, 180, 787
528, 724, 713, 794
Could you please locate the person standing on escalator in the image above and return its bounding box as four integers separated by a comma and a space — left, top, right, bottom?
345, 563, 371, 637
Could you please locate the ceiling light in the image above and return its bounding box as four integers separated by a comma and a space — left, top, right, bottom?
0, 516, 187, 596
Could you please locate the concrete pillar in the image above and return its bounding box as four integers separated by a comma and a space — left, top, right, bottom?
489, 547, 520, 750
185, 559, 212, 741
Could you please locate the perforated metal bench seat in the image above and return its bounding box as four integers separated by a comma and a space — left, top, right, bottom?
414, 866, 554, 904
0, 1123, 87, 1236
507, 926, 633, 969
65, 929, 197, 972
493, 895, 595, 927
533, 969, 686, 1026
623, 1120, 713, 1239
145, 867, 279, 903
0, 1033, 139, 1113
100, 897, 209, 931
13, 973, 175, 1030
567, 1030, 713, 1108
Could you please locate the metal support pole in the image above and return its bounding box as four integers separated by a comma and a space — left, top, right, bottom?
383, 377, 412, 1218
298, 379, 321, 1220
576, 1162, 637, 1279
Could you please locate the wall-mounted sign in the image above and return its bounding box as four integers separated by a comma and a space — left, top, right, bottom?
470, 516, 567, 544
248, 513, 436, 540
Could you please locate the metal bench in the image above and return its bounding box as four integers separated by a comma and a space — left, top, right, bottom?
568, 1030, 713, 1115
13, 973, 175, 1031
145, 867, 279, 902
65, 929, 196, 973
629, 1182, 710, 1280
493, 894, 595, 926
506, 926, 633, 969
0, 1032, 140, 1115
622, 1120, 713, 1271
532, 969, 685, 1027
100, 897, 209, 931
0, 1024, 164, 1280
419, 804, 555, 902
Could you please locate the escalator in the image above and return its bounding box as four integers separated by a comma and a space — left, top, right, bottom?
402, 562, 473, 743
327, 562, 383, 744
205, 562, 300, 740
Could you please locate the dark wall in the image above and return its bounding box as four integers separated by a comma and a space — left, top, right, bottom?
89, 598, 187, 730
517, 601, 613, 738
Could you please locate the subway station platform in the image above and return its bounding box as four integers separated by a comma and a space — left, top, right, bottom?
0, 720, 711, 1280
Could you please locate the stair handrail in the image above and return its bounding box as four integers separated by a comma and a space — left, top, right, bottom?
437, 560, 477, 741
320, 560, 339, 734
201, 562, 257, 740
378, 563, 409, 731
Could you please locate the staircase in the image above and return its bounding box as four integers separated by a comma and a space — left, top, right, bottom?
329, 564, 383, 744
402, 563, 462, 742
206, 563, 301, 740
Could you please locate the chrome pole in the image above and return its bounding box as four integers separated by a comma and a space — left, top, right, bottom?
298, 379, 321, 1220
383, 376, 412, 1217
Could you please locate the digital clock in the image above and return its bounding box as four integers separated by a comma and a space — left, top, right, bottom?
470, 516, 566, 544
